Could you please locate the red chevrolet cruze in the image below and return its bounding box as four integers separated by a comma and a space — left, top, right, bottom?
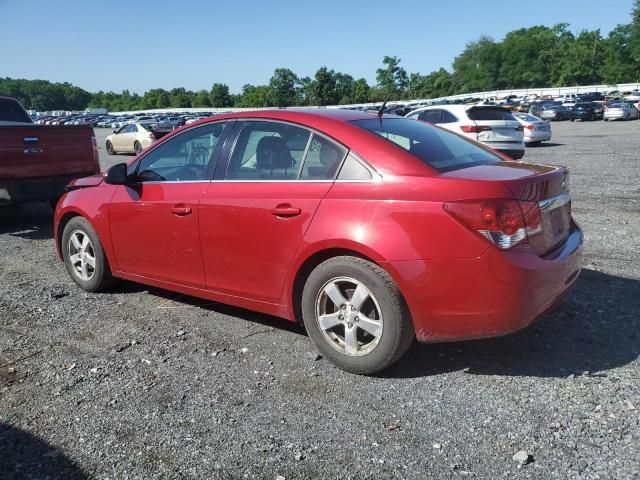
54, 109, 582, 374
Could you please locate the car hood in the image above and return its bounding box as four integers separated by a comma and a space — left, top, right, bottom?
65, 173, 105, 190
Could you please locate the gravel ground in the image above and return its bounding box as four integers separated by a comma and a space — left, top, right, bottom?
1, 121, 638, 480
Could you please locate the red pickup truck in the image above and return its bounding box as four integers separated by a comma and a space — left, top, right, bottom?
0, 96, 100, 206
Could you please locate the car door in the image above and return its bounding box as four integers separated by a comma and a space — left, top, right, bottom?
199, 120, 346, 303
108, 121, 232, 287
112, 124, 132, 152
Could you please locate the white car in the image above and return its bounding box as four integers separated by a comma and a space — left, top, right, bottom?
623, 90, 640, 102
105, 122, 158, 155
514, 113, 552, 146
405, 105, 525, 159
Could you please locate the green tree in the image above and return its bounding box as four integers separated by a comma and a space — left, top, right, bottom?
268, 68, 299, 107
235, 84, 271, 108
352, 78, 370, 103
311, 66, 339, 106
452, 36, 502, 93
209, 83, 233, 107
376, 56, 408, 98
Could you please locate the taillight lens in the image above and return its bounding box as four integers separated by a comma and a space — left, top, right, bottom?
90, 135, 100, 170
444, 199, 542, 250
460, 125, 492, 133
525, 124, 536, 130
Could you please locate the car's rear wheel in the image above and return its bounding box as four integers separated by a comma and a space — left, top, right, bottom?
62, 217, 116, 292
106, 141, 115, 155
134, 141, 143, 155
301, 256, 414, 375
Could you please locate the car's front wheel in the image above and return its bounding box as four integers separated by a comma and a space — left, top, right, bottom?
134, 141, 143, 155
62, 217, 116, 292
106, 141, 115, 155
301, 256, 414, 375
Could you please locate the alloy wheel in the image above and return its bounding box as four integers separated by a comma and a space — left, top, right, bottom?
68, 230, 96, 281
315, 276, 384, 356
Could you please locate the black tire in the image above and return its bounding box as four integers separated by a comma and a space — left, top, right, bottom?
301, 256, 414, 375
570, 118, 575, 122
106, 141, 115, 155
133, 141, 143, 155
61, 217, 117, 292
526, 141, 541, 147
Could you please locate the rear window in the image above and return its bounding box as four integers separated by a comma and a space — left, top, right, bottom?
467, 107, 515, 121
0, 98, 32, 123
351, 118, 501, 173
515, 113, 540, 122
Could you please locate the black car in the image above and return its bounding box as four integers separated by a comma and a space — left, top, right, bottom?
569, 102, 602, 121
577, 92, 605, 103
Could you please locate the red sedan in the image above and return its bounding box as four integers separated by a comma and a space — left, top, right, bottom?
54, 109, 582, 374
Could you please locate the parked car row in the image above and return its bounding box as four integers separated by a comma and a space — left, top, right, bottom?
32, 111, 219, 130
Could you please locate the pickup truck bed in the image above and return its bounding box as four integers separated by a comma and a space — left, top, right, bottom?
0, 97, 100, 205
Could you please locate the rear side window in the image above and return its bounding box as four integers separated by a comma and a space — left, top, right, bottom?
440, 111, 458, 123
351, 118, 501, 173
467, 107, 515, 121
417, 110, 441, 123
337, 153, 372, 180
226, 121, 311, 180
299, 134, 347, 180
0, 98, 32, 123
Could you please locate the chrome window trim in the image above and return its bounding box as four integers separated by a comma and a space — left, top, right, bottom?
538, 191, 571, 212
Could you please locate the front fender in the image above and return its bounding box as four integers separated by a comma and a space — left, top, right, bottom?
54, 186, 117, 267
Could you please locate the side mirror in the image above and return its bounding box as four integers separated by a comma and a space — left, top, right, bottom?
105, 163, 128, 185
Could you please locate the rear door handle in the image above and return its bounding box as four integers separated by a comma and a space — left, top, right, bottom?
271, 205, 302, 217
171, 205, 192, 216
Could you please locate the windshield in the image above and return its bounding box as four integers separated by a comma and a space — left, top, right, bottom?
351, 118, 502, 173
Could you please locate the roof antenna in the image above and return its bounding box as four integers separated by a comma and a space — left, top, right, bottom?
377, 92, 393, 119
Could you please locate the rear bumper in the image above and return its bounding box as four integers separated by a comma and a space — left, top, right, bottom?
388, 225, 583, 343
497, 148, 525, 159
525, 130, 551, 142
0, 173, 94, 204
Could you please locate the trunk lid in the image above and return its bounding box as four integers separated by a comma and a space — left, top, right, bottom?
467, 106, 523, 143
442, 162, 572, 255
0, 125, 98, 179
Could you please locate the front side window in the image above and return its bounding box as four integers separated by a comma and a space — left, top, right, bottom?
226, 121, 311, 180
133, 122, 228, 182
351, 118, 502, 173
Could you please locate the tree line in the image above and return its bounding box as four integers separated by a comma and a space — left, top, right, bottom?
3, 1, 640, 111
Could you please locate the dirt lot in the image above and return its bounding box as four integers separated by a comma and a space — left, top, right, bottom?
1, 121, 639, 479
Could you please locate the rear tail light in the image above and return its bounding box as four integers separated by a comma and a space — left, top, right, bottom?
525, 124, 536, 130
460, 125, 492, 133
444, 199, 542, 250
90, 134, 100, 171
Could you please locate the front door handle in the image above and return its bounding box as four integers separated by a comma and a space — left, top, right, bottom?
171, 205, 192, 216
271, 205, 302, 217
